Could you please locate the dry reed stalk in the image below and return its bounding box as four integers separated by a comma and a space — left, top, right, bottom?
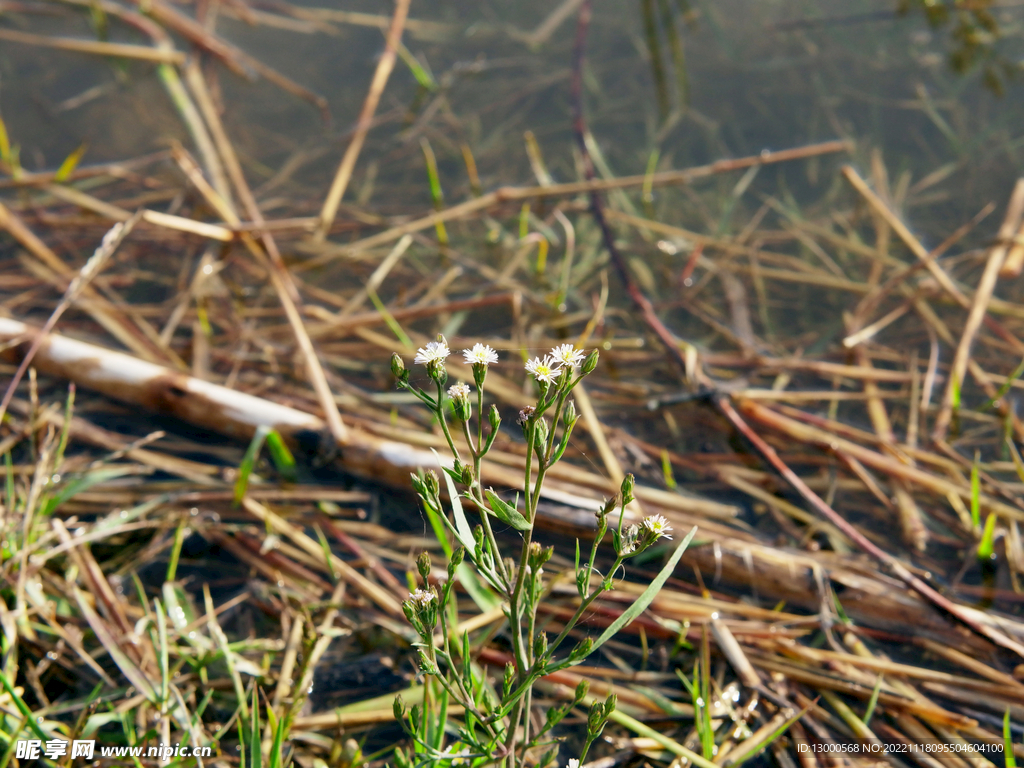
300, 140, 850, 265
314, 0, 412, 240
724, 397, 1024, 657
932, 178, 1024, 441
0, 203, 172, 364
0, 27, 185, 61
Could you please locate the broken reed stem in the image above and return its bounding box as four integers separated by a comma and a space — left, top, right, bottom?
0, 213, 140, 427
721, 396, 1024, 657
179, 64, 349, 444
0, 27, 185, 62
300, 140, 850, 266
933, 177, 1024, 442
314, 0, 411, 240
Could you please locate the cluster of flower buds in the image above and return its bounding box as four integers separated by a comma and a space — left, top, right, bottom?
616, 514, 674, 557
403, 587, 438, 637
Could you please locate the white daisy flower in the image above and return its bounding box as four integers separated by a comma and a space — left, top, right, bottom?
550, 343, 586, 369
414, 340, 451, 365
640, 514, 673, 541
463, 343, 499, 366
567, 760, 580, 768
409, 588, 435, 608
525, 354, 561, 383
448, 382, 471, 400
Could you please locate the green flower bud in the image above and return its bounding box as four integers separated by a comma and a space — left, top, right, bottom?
502, 662, 515, 697
489, 404, 501, 432
417, 649, 438, 675
576, 563, 590, 597
603, 693, 617, 718
534, 417, 549, 451
563, 400, 578, 429
393, 695, 406, 722
569, 636, 593, 663
620, 473, 635, 506
391, 353, 409, 382
533, 631, 548, 660
460, 463, 474, 486
581, 349, 599, 375
448, 547, 465, 578
574, 678, 590, 704
424, 470, 440, 498
417, 551, 432, 582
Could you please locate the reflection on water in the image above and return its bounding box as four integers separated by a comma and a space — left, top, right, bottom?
3, 0, 1023, 236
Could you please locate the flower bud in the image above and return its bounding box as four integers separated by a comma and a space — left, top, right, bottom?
417, 649, 438, 675
393, 695, 406, 722
534, 417, 549, 451
576, 563, 589, 597
574, 679, 590, 704
563, 400, 578, 430
533, 631, 548, 660
620, 473, 635, 506
417, 551, 432, 582
391, 353, 408, 383
424, 470, 439, 498
448, 547, 465, 578
489, 404, 501, 432
581, 349, 599, 375
427, 359, 448, 386
460, 463, 474, 486
502, 662, 515, 697
569, 636, 593, 663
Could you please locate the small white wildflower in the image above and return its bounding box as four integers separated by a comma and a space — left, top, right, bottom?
414, 340, 451, 365
463, 343, 499, 366
567, 760, 580, 768
409, 588, 435, 608
640, 514, 673, 541
448, 382, 471, 400
525, 354, 561, 383
550, 343, 586, 369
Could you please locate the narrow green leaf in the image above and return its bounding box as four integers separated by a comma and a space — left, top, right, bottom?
971, 453, 981, 529
863, 674, 882, 725
979, 512, 999, 560
0, 115, 10, 165
484, 489, 531, 531
0, 671, 48, 740
983, 356, 1024, 411
264, 430, 297, 483
432, 449, 475, 550
1004, 709, 1016, 768
54, 143, 88, 182
235, 426, 271, 506
250, 687, 262, 768
40, 466, 137, 517
591, 526, 696, 654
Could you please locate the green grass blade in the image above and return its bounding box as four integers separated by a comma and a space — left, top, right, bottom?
264, 430, 297, 483
40, 466, 137, 517
1005, 709, 1016, 768
863, 674, 882, 725
54, 143, 88, 183
979, 512, 999, 560
235, 426, 271, 505
971, 452, 981, 529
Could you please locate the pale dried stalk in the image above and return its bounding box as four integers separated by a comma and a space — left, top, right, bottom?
315, 0, 412, 240
933, 177, 1024, 441
0, 214, 140, 426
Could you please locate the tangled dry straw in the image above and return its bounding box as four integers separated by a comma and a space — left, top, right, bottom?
3, 0, 1024, 765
